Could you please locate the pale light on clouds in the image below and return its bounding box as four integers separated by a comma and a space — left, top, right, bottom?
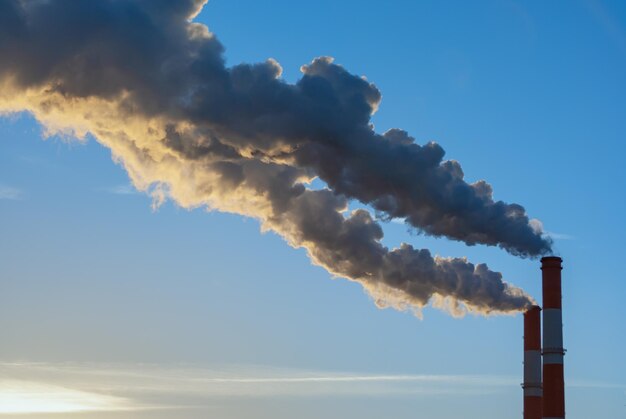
545, 231, 575, 241
102, 184, 137, 195
0, 380, 132, 414
0, 184, 22, 200
530, 220, 574, 241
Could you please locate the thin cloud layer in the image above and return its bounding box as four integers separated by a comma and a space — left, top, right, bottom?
2, 362, 620, 415
0, 184, 22, 200
0, 0, 551, 315
0, 362, 517, 408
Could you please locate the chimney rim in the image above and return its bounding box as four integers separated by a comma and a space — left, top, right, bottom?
540, 256, 562, 263
525, 304, 542, 313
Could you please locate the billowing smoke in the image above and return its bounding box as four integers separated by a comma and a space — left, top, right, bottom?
0, 0, 551, 316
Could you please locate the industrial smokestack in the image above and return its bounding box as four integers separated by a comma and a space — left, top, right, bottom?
541, 256, 565, 419
523, 305, 542, 419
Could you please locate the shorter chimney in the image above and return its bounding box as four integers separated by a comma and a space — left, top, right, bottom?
523, 305, 542, 419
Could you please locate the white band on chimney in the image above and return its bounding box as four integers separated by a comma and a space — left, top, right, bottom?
543, 308, 563, 350
524, 387, 543, 397
524, 350, 542, 383
543, 353, 564, 365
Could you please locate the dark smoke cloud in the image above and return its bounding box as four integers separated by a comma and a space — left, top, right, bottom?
0, 0, 549, 315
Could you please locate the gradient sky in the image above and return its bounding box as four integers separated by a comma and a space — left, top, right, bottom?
1, 1, 625, 418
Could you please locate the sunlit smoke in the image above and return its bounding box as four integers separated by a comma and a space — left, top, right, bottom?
0, 0, 551, 316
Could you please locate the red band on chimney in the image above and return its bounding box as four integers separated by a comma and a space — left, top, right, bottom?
524, 306, 541, 351
541, 256, 562, 309
525, 398, 542, 419
543, 364, 565, 417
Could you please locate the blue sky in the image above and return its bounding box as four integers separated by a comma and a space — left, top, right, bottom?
1, 1, 625, 418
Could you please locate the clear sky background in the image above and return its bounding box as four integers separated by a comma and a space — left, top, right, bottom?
1, 0, 625, 418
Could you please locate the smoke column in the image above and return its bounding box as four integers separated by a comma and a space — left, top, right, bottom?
0, 0, 552, 316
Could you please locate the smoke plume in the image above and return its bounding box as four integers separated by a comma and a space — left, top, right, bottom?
0, 0, 551, 316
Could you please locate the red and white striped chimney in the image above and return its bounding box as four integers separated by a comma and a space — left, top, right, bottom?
523, 305, 542, 419
541, 256, 565, 419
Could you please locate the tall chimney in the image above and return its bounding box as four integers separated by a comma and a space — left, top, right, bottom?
541, 256, 565, 419
523, 305, 542, 419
